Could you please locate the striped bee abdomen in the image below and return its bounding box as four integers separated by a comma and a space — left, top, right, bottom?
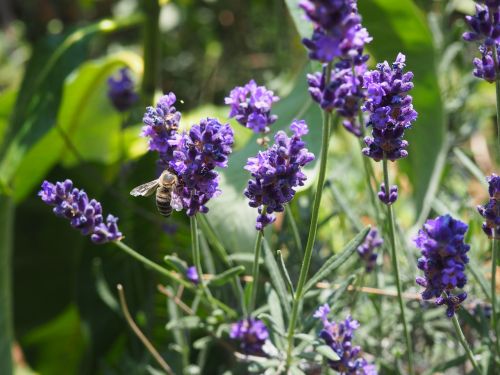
156, 187, 173, 217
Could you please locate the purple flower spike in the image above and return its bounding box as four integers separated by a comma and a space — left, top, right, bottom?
357, 228, 383, 272
477, 174, 500, 238
377, 183, 398, 205
307, 64, 367, 136
39, 180, 123, 244
314, 305, 377, 374
463, 3, 500, 82
230, 318, 269, 355
300, 0, 372, 64
166, 118, 234, 216
362, 53, 417, 162
186, 266, 199, 285
107, 68, 139, 112
244, 120, 315, 230
141, 93, 182, 159
414, 214, 470, 317
225, 80, 279, 134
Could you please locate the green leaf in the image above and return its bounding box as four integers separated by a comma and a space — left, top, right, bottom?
207, 266, 245, 287
0, 196, 13, 375
10, 51, 143, 202
358, 0, 445, 213
316, 345, 341, 361
256, 313, 286, 338
163, 255, 188, 274
166, 316, 201, 330
303, 227, 370, 293
266, 284, 286, 349
277, 250, 294, 294
263, 240, 291, 318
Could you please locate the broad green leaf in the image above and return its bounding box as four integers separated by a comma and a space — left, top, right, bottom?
207, 266, 245, 287
303, 227, 370, 293
0, 196, 13, 375
0, 16, 142, 192
11, 51, 143, 202
358, 0, 445, 214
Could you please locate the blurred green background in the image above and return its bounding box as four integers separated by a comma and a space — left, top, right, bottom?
0, 0, 498, 374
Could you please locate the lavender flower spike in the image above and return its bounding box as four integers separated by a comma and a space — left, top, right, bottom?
362, 53, 417, 162
141, 93, 182, 158
39, 179, 122, 244
107, 68, 139, 112
357, 228, 383, 272
244, 120, 314, 230
314, 304, 377, 374
167, 118, 234, 216
300, 0, 372, 64
414, 215, 470, 317
477, 173, 500, 238
230, 318, 269, 355
225, 80, 279, 134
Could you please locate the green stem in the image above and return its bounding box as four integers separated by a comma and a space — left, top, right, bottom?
285, 62, 333, 369
197, 215, 247, 315
141, 0, 160, 105
287, 205, 303, 256
190, 216, 236, 317
451, 314, 482, 374
113, 240, 192, 289
357, 111, 382, 225
382, 156, 414, 375
492, 236, 500, 356
0, 196, 13, 375
249, 230, 264, 313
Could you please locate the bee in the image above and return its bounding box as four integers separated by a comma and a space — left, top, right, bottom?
130, 170, 182, 217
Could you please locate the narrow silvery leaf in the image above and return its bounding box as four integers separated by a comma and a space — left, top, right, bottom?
277, 250, 295, 295
316, 345, 341, 361
263, 239, 291, 317
207, 266, 245, 287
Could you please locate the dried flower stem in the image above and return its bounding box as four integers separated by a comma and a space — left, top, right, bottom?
117, 284, 174, 375
249, 230, 264, 313
157, 284, 194, 315
285, 61, 334, 370
451, 314, 482, 374
382, 155, 414, 375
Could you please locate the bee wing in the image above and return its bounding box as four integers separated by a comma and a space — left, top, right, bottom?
130, 180, 159, 197
170, 192, 184, 211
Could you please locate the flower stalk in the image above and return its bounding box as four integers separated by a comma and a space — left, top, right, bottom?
249, 230, 264, 313
451, 314, 482, 374
383, 156, 414, 375
285, 62, 333, 369
492, 235, 500, 355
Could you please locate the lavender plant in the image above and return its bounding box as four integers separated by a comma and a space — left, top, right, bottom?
14, 0, 500, 374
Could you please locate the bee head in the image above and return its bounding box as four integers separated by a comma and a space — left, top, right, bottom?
161, 172, 177, 185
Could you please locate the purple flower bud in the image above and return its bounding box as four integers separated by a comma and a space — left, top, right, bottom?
225, 80, 279, 134
357, 228, 383, 272
314, 305, 377, 374
477, 174, 500, 238
230, 318, 269, 355
185, 266, 199, 285
107, 68, 139, 112
414, 215, 470, 317
244, 121, 315, 230
39, 180, 123, 244
377, 183, 398, 205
